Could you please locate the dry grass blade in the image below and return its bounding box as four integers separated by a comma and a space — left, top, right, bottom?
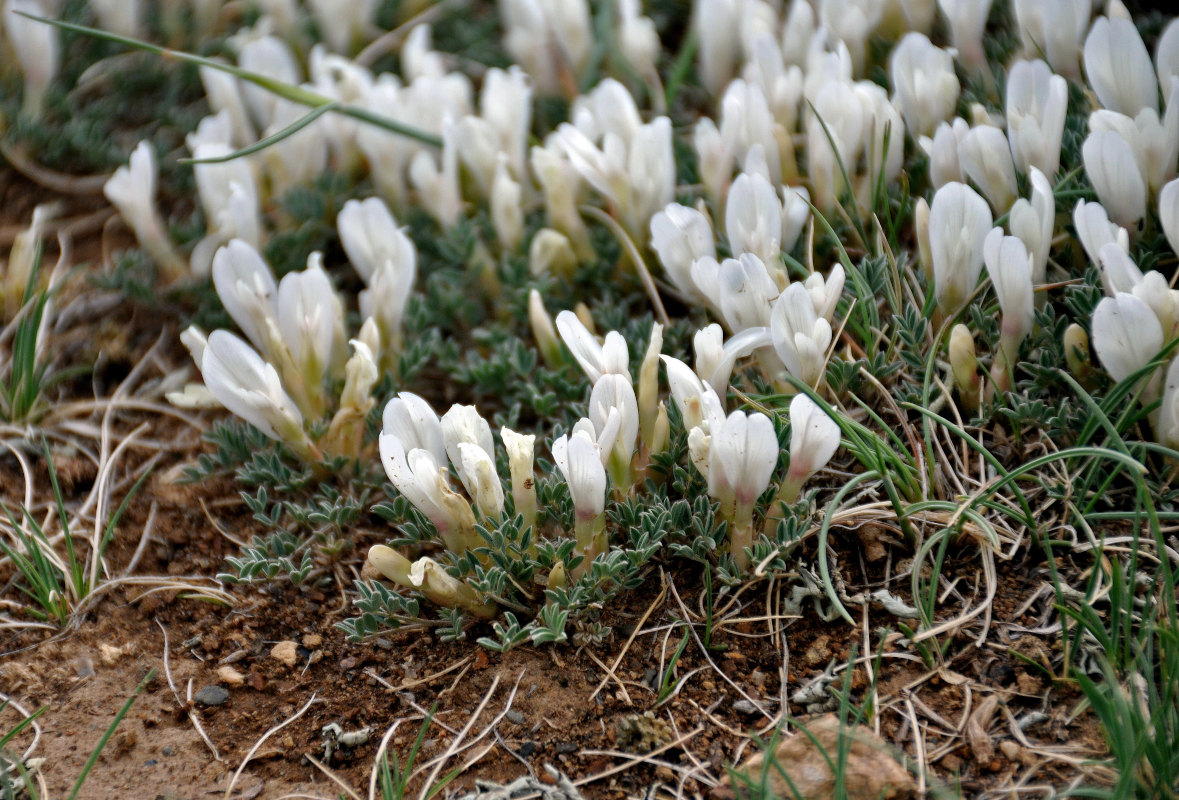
412, 670, 526, 799
224, 693, 320, 800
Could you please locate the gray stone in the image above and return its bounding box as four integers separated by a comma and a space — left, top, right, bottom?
193, 685, 230, 707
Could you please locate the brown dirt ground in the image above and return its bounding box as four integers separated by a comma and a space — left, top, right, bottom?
0, 171, 1113, 800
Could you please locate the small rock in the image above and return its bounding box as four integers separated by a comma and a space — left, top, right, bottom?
162, 746, 175, 757
555, 742, 577, 754
271, 641, 298, 668
74, 657, 95, 678
194, 685, 230, 707
217, 666, 246, 687
99, 644, 126, 666
373, 638, 392, 650
302, 634, 323, 648
733, 700, 759, 716
805, 634, 833, 666
506, 710, 526, 725
519, 741, 535, 757
248, 671, 265, 691
715, 714, 915, 800
339, 657, 359, 671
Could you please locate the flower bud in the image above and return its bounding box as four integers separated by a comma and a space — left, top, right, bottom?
529, 290, 562, 368
638, 322, 663, 451
409, 557, 498, 618
1063, 323, 1092, 382
501, 427, 537, 531
529, 229, 577, 278
949, 323, 980, 411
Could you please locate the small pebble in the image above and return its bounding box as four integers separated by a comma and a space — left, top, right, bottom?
506, 710, 526, 725
374, 638, 393, 650
555, 742, 577, 754
339, 657, 359, 670
519, 741, 535, 757
99, 644, 125, 666
143, 760, 157, 767
162, 746, 175, 756
302, 634, 323, 648
733, 700, 759, 716
216, 666, 246, 687
74, 657, 95, 678
193, 685, 229, 707
271, 641, 298, 667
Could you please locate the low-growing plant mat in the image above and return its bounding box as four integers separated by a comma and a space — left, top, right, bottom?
0, 354, 1115, 798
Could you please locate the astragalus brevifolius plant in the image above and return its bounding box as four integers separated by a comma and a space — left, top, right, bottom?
9, 0, 1179, 793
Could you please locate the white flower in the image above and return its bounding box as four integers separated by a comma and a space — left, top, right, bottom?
199, 64, 256, 147
104, 141, 186, 281
480, 66, 533, 180
1097, 242, 1144, 297
455, 442, 504, 519
1073, 200, 1130, 270
441, 404, 496, 487
923, 118, 969, 190
928, 182, 993, 314
237, 34, 302, 130
491, 157, 524, 252
694, 0, 742, 97
781, 186, 811, 256
769, 283, 832, 387
262, 98, 329, 195
500, 0, 592, 96
890, 33, 959, 138
338, 197, 417, 285
1091, 293, 1163, 383
277, 258, 345, 402
617, 0, 659, 80
937, 0, 993, 69
409, 121, 463, 228
211, 240, 279, 358
500, 426, 537, 528
719, 80, 782, 185
1012, 0, 1088, 80
589, 373, 640, 486
958, 125, 1019, 214
708, 410, 778, 510
1158, 18, 1179, 94
725, 171, 784, 268
1006, 59, 1068, 180
1161, 179, 1179, 257
804, 264, 846, 323
1083, 130, 1147, 229
1007, 168, 1054, 287
307, 0, 376, 53
1084, 15, 1158, 116
551, 428, 607, 522
1156, 356, 1179, 449
718, 254, 779, 333
650, 203, 716, 304
983, 228, 1035, 356
4, 0, 58, 118
202, 330, 310, 458
378, 433, 476, 553
806, 79, 865, 213
782, 393, 841, 501
382, 393, 447, 466
555, 310, 629, 383
661, 353, 726, 434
